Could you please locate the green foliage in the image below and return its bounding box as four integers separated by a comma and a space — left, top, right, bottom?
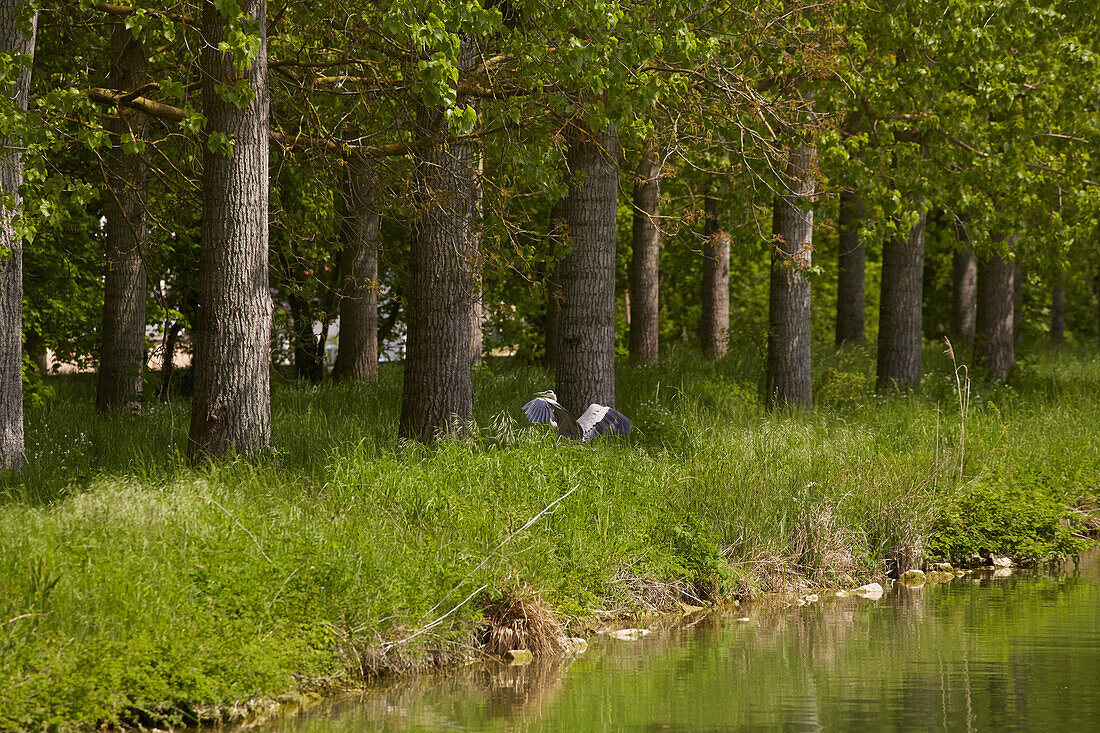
1, 345, 1098, 728
927, 475, 1093, 562
648, 519, 736, 598
20, 353, 53, 408
4, 1, 1099, 725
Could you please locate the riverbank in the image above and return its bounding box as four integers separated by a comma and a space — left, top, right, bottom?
2, 344, 1098, 730
274, 550, 1100, 732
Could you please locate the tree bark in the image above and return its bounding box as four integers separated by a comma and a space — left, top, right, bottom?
766, 146, 815, 410
96, 23, 149, 412
976, 249, 1015, 382
188, 0, 271, 459
876, 209, 926, 390
0, 1, 35, 472
1013, 260, 1023, 344
333, 156, 379, 382
469, 150, 484, 368
470, 277, 483, 367
1051, 271, 1065, 344
629, 139, 660, 364
1095, 274, 1100, 345
555, 123, 619, 416
700, 190, 730, 360
544, 200, 566, 367
835, 189, 865, 345
398, 41, 478, 442
951, 246, 977, 345
544, 280, 559, 367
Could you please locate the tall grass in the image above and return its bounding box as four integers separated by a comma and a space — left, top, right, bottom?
1, 342, 1098, 729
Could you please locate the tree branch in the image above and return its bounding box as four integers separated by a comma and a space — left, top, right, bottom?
86, 87, 185, 123
93, 3, 198, 29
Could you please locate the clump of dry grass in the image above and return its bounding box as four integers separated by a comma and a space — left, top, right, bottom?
607, 569, 692, 611
867, 494, 930, 576
479, 585, 567, 658
744, 549, 800, 593
1071, 497, 1100, 535
888, 526, 925, 576
351, 640, 463, 679
335, 622, 473, 680
791, 504, 862, 586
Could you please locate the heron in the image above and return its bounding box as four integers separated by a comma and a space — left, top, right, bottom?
522, 390, 632, 442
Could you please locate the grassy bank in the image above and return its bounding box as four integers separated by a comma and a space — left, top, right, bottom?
2, 343, 1098, 729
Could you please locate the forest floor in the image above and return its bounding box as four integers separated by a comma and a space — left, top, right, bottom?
2, 342, 1099, 730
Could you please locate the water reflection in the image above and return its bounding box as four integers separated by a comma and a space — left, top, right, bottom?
263, 552, 1100, 732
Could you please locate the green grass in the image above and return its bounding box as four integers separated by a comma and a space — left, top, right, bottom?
1, 342, 1098, 730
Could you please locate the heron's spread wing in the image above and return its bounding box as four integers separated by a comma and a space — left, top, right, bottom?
578, 404, 632, 441
522, 397, 554, 425
550, 404, 584, 441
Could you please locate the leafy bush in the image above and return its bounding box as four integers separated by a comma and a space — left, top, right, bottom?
927, 475, 1093, 562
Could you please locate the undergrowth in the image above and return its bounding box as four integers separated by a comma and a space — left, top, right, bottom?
1, 342, 1098, 730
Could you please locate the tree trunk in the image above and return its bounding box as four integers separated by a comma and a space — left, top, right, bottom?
876, 209, 926, 390
188, 0, 271, 459
700, 189, 730, 360
1013, 260, 1023, 344
544, 201, 566, 367
555, 123, 619, 416
315, 318, 331, 375
398, 41, 478, 442
766, 145, 815, 411
0, 1, 35, 472
470, 279, 483, 367
96, 23, 149, 412
469, 150, 484, 368
332, 157, 379, 382
1096, 274, 1100, 345
976, 250, 1015, 382
835, 189, 865, 345
544, 278, 559, 368
951, 246, 977, 345
1051, 271, 1065, 344
289, 291, 322, 384
629, 139, 660, 364
157, 320, 181, 399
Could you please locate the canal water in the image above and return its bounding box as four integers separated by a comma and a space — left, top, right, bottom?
265, 551, 1100, 731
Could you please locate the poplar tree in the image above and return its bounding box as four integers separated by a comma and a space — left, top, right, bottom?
700, 186, 730, 361
629, 139, 660, 364
0, 0, 36, 471
96, 23, 149, 412
188, 0, 272, 459
766, 145, 816, 411
332, 156, 380, 382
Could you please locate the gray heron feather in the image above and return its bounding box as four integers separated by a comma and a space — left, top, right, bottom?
523, 391, 631, 442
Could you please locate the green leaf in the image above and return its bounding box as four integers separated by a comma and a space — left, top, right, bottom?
120, 134, 145, 156
207, 131, 235, 156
